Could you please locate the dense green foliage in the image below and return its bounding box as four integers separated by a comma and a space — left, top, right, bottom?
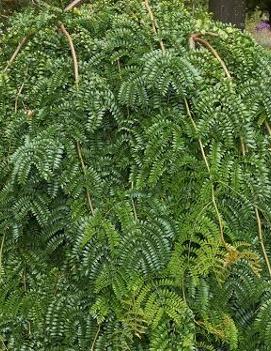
1, 0, 271, 349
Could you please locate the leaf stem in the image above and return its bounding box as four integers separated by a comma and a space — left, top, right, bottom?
255, 207, 271, 277
59, 24, 79, 88
64, 0, 83, 11
265, 121, 271, 136
241, 142, 271, 278
143, 0, 165, 53
4, 36, 28, 72
60, 23, 94, 215
76, 141, 95, 215
184, 98, 225, 243
90, 324, 101, 351
189, 34, 231, 79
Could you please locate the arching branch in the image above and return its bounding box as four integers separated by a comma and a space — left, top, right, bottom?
189, 33, 231, 79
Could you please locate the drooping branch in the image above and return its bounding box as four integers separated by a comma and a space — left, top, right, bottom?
59, 24, 79, 88
265, 121, 271, 136
189, 33, 231, 80
90, 324, 101, 351
0, 234, 5, 276
184, 98, 225, 244
64, 0, 84, 12
60, 23, 95, 215
131, 181, 138, 222
15, 82, 25, 113
143, 0, 165, 53
76, 141, 95, 215
4, 36, 29, 72
255, 207, 271, 277
240, 141, 271, 278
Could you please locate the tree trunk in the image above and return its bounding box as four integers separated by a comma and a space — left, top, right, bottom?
209, 0, 246, 30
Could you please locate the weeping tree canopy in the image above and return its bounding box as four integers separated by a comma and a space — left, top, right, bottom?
1, 0, 271, 350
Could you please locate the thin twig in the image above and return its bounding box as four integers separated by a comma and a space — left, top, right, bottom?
189, 34, 231, 80
0, 234, 5, 278
240, 141, 271, 277
76, 141, 95, 215
90, 324, 101, 351
59, 23, 79, 88
240, 137, 246, 156
4, 36, 28, 73
182, 278, 187, 304
58, 21, 85, 221
255, 207, 271, 278
0, 336, 8, 351
211, 186, 225, 244
192, 32, 220, 38
131, 181, 138, 221
60, 23, 95, 215
143, 0, 165, 53
265, 121, 271, 137
64, 0, 83, 12
15, 82, 25, 113
184, 98, 225, 243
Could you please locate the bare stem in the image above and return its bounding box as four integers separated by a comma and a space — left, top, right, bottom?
131, 182, 138, 221
0, 234, 5, 278
184, 97, 210, 173
240, 137, 246, 156
265, 121, 271, 137
4, 36, 28, 72
60, 23, 95, 214
143, 0, 165, 53
90, 324, 101, 351
15, 83, 25, 113
76, 141, 95, 215
59, 24, 79, 88
211, 186, 225, 244
240, 140, 271, 277
255, 207, 271, 278
184, 98, 225, 243
64, 0, 83, 11
190, 34, 231, 80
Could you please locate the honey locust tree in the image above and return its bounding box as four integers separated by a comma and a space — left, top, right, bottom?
1, 0, 271, 350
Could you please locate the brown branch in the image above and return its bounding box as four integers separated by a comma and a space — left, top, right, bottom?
76, 141, 95, 215
60, 23, 95, 215
143, 0, 165, 53
240, 137, 246, 156
0, 234, 5, 276
255, 207, 271, 278
90, 324, 101, 351
64, 0, 84, 12
184, 98, 225, 243
4, 36, 28, 73
184, 98, 210, 174
59, 23, 79, 88
189, 34, 231, 80
187, 33, 233, 244
15, 82, 25, 113
240, 139, 271, 277
192, 32, 220, 38
265, 121, 271, 137
131, 181, 138, 221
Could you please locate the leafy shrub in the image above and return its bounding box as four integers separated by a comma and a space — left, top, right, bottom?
1, 0, 271, 350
